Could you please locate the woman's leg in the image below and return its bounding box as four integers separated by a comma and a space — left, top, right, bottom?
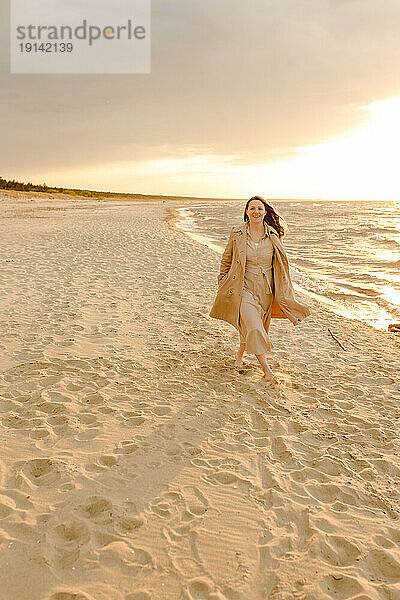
235, 308, 247, 368
256, 352, 275, 380
238, 292, 274, 377
235, 341, 246, 368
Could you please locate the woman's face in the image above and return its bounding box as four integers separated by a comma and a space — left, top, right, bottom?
246, 199, 266, 224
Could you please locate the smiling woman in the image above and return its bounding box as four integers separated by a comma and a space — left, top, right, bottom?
209, 196, 311, 382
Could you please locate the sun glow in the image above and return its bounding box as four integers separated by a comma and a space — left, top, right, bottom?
246, 96, 400, 200
28, 96, 400, 200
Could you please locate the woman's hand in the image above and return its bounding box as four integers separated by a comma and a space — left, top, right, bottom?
217, 228, 234, 282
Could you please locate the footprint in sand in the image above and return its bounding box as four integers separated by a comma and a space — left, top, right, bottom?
150, 501, 172, 519
2, 414, 33, 430
30, 427, 51, 439
0, 498, 14, 519
93, 531, 120, 548
83, 392, 104, 406
75, 429, 100, 442
77, 413, 99, 426
165, 441, 201, 461
311, 535, 361, 567
372, 534, 394, 549
41, 390, 74, 404
77, 496, 113, 524
186, 578, 226, 600
148, 490, 184, 520
205, 471, 237, 485
113, 515, 144, 535
362, 548, 400, 583
52, 519, 91, 546
152, 405, 171, 416
123, 415, 147, 427
113, 441, 139, 455
99, 541, 153, 571
201, 469, 251, 492
47, 414, 69, 427
97, 455, 118, 468
21, 458, 62, 487
319, 573, 364, 598
43, 517, 92, 570
384, 527, 400, 546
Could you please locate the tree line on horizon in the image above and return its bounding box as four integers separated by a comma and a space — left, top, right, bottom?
0, 175, 229, 201
0, 175, 145, 199
0, 176, 51, 193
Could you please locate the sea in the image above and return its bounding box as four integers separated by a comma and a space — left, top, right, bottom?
174, 200, 400, 332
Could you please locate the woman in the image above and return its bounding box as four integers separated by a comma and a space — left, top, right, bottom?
209, 196, 311, 381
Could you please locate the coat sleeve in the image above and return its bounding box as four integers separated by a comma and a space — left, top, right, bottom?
274, 233, 299, 283
217, 227, 234, 283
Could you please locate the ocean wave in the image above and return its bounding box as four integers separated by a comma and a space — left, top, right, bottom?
173, 200, 400, 331
341, 221, 399, 236
375, 296, 400, 319
369, 233, 400, 250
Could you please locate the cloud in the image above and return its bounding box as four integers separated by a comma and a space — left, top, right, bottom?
1, 0, 400, 192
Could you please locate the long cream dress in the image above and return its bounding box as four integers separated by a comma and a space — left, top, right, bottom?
238, 221, 275, 354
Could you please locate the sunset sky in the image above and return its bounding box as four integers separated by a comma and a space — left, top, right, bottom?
1, 0, 400, 199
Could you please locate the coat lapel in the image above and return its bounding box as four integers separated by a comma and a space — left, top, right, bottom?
232, 223, 247, 269
233, 221, 278, 270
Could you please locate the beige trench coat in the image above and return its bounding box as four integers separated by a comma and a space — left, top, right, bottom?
209, 222, 311, 334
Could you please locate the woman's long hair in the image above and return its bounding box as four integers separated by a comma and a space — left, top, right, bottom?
243, 196, 285, 238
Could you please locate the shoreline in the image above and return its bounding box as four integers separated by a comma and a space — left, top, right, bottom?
2, 187, 398, 204
0, 195, 399, 599
165, 204, 400, 342
0, 188, 241, 204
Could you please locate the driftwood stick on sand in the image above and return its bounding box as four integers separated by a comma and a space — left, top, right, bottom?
345, 338, 361, 350
328, 328, 347, 351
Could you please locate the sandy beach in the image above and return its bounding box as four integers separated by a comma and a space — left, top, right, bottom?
1, 192, 400, 600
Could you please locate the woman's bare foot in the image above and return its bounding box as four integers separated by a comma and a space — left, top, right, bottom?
234, 359, 246, 369
234, 360, 246, 373
256, 352, 275, 381
234, 343, 246, 369
262, 365, 275, 380
262, 371, 277, 382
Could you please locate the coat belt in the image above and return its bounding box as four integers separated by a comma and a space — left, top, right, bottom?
245, 265, 273, 274
245, 265, 274, 293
